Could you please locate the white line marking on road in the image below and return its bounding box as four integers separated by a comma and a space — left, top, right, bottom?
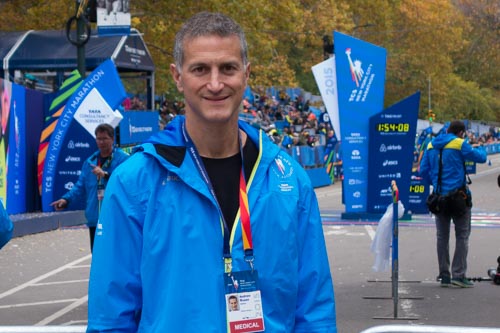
0, 299, 80, 309
69, 265, 91, 269
61, 320, 88, 325
0, 254, 91, 300
365, 225, 376, 240
35, 295, 88, 326
32, 279, 89, 286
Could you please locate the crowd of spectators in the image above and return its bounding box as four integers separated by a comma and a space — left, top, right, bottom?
242, 93, 336, 149
155, 91, 499, 154
157, 90, 338, 150
158, 99, 185, 130
123, 95, 147, 111
467, 128, 500, 145
154, 90, 499, 184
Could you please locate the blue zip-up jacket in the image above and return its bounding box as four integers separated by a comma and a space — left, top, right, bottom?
419, 133, 487, 195
87, 116, 337, 332
0, 202, 13, 249
62, 147, 129, 227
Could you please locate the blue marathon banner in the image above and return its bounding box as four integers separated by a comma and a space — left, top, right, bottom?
367, 92, 420, 214
41, 59, 127, 212
6, 83, 27, 214
334, 31, 386, 213
119, 111, 158, 146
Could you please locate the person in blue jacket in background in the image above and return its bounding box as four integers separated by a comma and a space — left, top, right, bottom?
50, 123, 128, 253
0, 201, 13, 249
420, 120, 487, 288
87, 11, 336, 333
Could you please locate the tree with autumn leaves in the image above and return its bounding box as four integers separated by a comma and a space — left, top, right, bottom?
0, 0, 498, 122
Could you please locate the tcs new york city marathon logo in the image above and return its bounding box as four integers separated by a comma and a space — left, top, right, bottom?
343, 47, 376, 103
345, 48, 364, 87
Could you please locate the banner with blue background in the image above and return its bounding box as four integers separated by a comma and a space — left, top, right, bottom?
119, 111, 158, 146
6, 83, 27, 213
334, 31, 387, 213
41, 59, 127, 212
367, 92, 420, 214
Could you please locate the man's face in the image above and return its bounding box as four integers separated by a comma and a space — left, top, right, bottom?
229, 297, 238, 311
170, 35, 250, 126
95, 131, 114, 155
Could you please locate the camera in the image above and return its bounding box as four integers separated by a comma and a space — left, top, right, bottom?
487, 256, 500, 285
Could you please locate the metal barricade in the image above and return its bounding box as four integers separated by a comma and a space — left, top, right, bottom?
0, 327, 86, 333
360, 324, 500, 333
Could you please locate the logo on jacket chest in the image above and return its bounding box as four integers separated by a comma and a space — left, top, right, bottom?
271, 156, 294, 179
162, 174, 180, 185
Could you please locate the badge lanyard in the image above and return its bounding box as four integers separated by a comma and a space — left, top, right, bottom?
181, 122, 254, 273
96, 151, 113, 214
96, 150, 113, 171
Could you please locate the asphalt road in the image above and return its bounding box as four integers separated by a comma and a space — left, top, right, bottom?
1, 154, 499, 332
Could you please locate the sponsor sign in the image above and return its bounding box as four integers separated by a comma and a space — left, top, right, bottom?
41, 59, 126, 212
334, 31, 387, 212
5, 83, 27, 213
73, 88, 123, 137
367, 92, 420, 213
408, 174, 429, 214
119, 111, 158, 146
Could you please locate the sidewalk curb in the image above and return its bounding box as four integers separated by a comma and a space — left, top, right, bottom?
10, 210, 86, 238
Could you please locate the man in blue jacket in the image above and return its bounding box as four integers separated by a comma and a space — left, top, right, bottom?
0, 201, 12, 249
51, 123, 128, 252
420, 120, 487, 288
87, 12, 337, 332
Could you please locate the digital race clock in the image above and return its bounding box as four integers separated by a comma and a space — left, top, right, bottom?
376, 123, 410, 133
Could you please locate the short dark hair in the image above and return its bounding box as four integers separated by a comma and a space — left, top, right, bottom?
95, 123, 114, 138
447, 120, 465, 136
173, 12, 248, 71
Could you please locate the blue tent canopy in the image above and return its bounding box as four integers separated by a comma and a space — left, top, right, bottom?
1, 28, 155, 107
0, 31, 25, 62
1, 28, 154, 73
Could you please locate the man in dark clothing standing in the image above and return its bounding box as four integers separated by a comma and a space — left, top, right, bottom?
420, 120, 487, 288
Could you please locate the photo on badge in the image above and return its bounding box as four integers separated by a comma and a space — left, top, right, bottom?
227, 294, 240, 312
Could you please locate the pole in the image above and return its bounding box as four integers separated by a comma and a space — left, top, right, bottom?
428, 77, 431, 110
367, 180, 422, 320
391, 180, 399, 318
76, 0, 86, 78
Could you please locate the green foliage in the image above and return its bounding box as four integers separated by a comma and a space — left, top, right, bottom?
0, 0, 497, 121
439, 75, 498, 122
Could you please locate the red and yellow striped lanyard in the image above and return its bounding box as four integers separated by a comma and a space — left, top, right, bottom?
239, 167, 254, 272
181, 122, 254, 273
